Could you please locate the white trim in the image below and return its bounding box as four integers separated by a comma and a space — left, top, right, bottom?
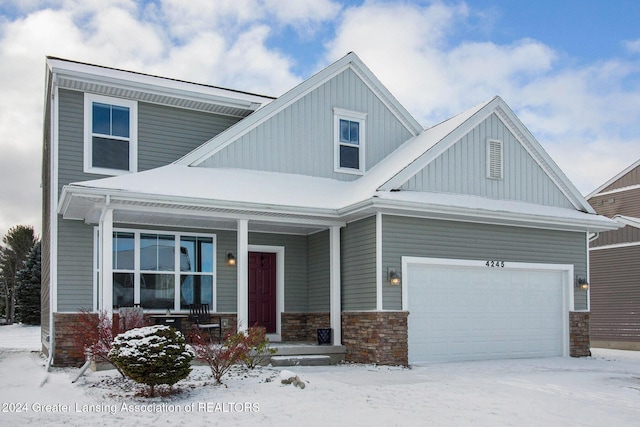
248, 244, 285, 342
333, 108, 367, 175
236, 220, 249, 331
329, 226, 342, 345
50, 79, 59, 316
47, 57, 272, 110
83, 93, 138, 176
588, 184, 640, 199
401, 256, 574, 357
612, 215, 640, 229
589, 241, 640, 251
376, 213, 383, 311
100, 208, 114, 318
92, 227, 99, 311
96, 225, 217, 312
586, 158, 640, 199
585, 233, 591, 312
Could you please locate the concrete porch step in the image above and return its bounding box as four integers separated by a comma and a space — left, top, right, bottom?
270, 355, 332, 367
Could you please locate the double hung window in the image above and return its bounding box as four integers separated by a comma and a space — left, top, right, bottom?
84, 93, 138, 175
334, 108, 366, 174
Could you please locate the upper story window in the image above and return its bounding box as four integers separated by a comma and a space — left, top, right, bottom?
84, 93, 138, 175
334, 108, 366, 175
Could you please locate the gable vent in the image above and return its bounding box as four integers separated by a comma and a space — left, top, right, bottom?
487, 139, 503, 179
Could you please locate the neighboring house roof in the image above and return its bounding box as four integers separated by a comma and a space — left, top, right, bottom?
176, 52, 424, 166
46, 56, 275, 118
612, 215, 640, 229
586, 158, 640, 199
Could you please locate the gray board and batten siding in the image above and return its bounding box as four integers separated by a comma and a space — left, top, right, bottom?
381, 215, 589, 310
54, 88, 243, 311
401, 113, 574, 209
198, 68, 415, 180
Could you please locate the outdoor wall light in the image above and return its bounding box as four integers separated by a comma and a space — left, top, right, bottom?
575, 276, 589, 290
227, 253, 236, 266
388, 268, 401, 286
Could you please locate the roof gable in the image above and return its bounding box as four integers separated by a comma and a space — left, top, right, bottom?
176, 52, 423, 168
586, 159, 640, 199
378, 96, 595, 213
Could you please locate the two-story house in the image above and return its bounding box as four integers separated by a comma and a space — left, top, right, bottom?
587, 160, 640, 350
42, 53, 618, 367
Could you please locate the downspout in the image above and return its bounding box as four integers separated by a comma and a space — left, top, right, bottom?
45, 73, 58, 372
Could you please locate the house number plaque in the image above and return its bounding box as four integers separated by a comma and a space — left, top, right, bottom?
485, 261, 505, 268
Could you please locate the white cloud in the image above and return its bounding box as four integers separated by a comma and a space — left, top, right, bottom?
325, 1, 640, 194
624, 38, 640, 54
0, 0, 639, 239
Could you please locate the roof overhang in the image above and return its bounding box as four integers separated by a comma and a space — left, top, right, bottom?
349, 192, 621, 234
612, 215, 640, 229
59, 179, 620, 236
46, 57, 274, 118
59, 185, 347, 235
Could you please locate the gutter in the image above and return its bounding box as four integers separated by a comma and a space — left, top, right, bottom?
58, 184, 620, 234
366, 197, 621, 234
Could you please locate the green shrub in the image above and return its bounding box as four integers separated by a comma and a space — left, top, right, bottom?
109, 325, 194, 396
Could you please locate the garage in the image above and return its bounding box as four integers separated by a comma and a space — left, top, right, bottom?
403, 257, 573, 364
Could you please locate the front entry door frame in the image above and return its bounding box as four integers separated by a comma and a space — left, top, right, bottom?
248, 245, 284, 341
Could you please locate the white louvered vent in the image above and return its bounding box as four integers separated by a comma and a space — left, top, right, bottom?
487, 139, 503, 179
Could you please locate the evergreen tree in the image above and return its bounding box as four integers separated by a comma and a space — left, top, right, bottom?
15, 242, 41, 325
0, 225, 38, 324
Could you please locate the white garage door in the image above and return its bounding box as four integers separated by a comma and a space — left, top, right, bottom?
405, 258, 572, 364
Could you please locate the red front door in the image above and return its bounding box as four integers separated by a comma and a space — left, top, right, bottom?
248, 252, 277, 333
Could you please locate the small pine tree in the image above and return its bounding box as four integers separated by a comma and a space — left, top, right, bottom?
109, 325, 194, 397
15, 242, 41, 325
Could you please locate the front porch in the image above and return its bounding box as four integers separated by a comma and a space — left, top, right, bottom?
270, 342, 347, 366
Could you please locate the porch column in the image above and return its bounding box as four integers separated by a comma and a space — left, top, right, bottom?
99, 207, 114, 318
330, 225, 341, 345
236, 219, 249, 332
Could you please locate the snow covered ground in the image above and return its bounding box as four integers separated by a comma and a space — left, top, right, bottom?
1, 324, 639, 426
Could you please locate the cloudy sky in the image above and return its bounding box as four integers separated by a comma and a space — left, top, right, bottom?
0, 0, 639, 240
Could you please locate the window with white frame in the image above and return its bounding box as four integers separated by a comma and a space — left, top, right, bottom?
334, 108, 366, 174
84, 93, 138, 175
96, 229, 216, 310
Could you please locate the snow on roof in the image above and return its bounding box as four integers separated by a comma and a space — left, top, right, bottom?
71, 165, 356, 210
374, 191, 618, 229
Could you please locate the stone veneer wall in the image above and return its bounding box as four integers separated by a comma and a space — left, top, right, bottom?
53, 313, 89, 366
52, 312, 238, 367
570, 311, 591, 357
342, 311, 408, 366
281, 312, 330, 341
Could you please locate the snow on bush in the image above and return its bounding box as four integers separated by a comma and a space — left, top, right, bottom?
108, 325, 194, 397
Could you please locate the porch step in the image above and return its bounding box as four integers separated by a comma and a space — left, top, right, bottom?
270, 355, 332, 367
